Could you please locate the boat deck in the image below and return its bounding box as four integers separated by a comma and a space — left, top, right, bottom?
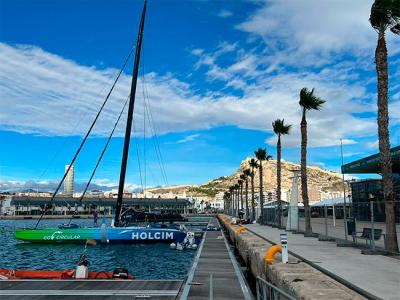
0, 279, 183, 299
180, 217, 253, 300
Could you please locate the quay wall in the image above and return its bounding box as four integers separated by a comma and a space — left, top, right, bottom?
217, 214, 365, 300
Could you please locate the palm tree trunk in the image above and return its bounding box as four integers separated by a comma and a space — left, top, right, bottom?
236, 188, 240, 215
259, 161, 264, 223
376, 30, 399, 253
251, 175, 255, 221
232, 189, 235, 215
277, 134, 282, 227
301, 108, 312, 234
245, 179, 249, 219
240, 184, 243, 210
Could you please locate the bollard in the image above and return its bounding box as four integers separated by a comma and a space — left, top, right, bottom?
280, 233, 288, 264
370, 201, 375, 251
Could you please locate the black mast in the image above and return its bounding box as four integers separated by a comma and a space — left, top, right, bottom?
114, 0, 147, 227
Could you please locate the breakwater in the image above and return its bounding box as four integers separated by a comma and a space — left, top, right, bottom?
218, 214, 365, 300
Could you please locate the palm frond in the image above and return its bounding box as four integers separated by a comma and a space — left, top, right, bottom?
272, 118, 292, 135
249, 158, 259, 169
370, 0, 394, 31
299, 87, 326, 111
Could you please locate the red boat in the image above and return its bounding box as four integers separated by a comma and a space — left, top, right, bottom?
0, 268, 134, 280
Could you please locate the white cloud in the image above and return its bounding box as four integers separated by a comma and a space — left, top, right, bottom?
218, 9, 233, 18
0, 42, 391, 149
236, 0, 400, 68
365, 140, 379, 150
238, 1, 373, 55
176, 134, 201, 144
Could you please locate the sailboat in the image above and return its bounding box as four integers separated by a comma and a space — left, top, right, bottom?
15, 1, 187, 245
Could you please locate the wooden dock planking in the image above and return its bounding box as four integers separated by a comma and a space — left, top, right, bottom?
180, 218, 253, 300
0, 279, 183, 300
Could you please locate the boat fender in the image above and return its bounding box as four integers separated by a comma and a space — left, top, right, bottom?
170, 243, 176, 249
75, 265, 88, 279
176, 243, 183, 251
101, 224, 107, 243
112, 268, 129, 279
191, 244, 198, 250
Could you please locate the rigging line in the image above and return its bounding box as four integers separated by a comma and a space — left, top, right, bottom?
143, 82, 147, 198
140, 56, 169, 186
132, 122, 144, 196
142, 76, 168, 186
67, 96, 129, 224
145, 95, 168, 185
143, 93, 166, 186
140, 76, 163, 189
35, 70, 119, 185
143, 77, 169, 186
34, 46, 136, 229
139, 47, 162, 188
143, 105, 161, 190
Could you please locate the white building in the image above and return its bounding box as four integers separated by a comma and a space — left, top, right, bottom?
64, 165, 74, 196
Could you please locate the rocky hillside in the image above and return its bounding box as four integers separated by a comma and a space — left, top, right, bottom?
150, 158, 345, 203
202, 158, 344, 202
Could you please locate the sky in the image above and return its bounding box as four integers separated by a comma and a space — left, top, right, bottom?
0, 0, 400, 192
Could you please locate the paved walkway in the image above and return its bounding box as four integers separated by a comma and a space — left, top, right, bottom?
282, 217, 400, 248
246, 224, 400, 300
181, 218, 252, 300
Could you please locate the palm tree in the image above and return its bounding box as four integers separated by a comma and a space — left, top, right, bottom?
240, 174, 246, 210
223, 191, 230, 213
229, 186, 235, 215
254, 148, 272, 223
234, 183, 240, 216
299, 87, 325, 235
249, 158, 259, 222
243, 169, 251, 219
272, 119, 292, 227
370, 0, 400, 253
238, 179, 244, 212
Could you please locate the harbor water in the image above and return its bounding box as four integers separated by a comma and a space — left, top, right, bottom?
0, 217, 209, 279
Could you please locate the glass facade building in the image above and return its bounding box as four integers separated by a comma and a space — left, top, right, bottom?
350, 175, 400, 222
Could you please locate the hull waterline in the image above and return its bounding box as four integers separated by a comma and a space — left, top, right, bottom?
16, 227, 186, 244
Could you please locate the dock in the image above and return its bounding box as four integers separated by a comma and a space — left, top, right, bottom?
180, 217, 252, 299
0, 280, 183, 299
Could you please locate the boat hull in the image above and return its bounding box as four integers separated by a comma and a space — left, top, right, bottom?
16, 227, 186, 244
0, 269, 134, 280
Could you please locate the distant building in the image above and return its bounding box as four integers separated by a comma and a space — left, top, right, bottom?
9, 196, 190, 216
342, 145, 400, 222
64, 165, 74, 196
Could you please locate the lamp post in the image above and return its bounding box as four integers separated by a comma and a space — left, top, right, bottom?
340, 139, 348, 241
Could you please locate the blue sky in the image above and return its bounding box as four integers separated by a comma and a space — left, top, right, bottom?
0, 0, 400, 191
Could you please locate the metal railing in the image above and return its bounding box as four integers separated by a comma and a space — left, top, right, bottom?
257, 201, 400, 251
256, 277, 296, 300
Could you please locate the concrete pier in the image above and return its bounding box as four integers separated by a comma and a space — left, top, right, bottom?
218, 214, 370, 300
180, 217, 252, 299
246, 222, 400, 300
